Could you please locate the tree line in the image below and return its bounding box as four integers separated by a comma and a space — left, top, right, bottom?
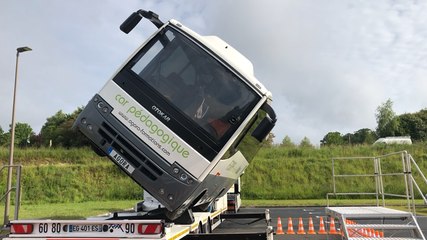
0, 99, 425, 148
0, 108, 90, 148
320, 99, 427, 146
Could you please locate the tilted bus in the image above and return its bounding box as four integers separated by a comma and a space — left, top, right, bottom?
74, 10, 276, 221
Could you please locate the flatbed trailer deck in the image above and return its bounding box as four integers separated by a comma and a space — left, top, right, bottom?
5, 209, 273, 240
6, 211, 222, 240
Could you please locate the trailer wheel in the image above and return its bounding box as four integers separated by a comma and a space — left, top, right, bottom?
207, 217, 212, 233
198, 221, 204, 233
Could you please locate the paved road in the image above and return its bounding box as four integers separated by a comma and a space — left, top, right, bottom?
215, 207, 339, 239
216, 207, 427, 239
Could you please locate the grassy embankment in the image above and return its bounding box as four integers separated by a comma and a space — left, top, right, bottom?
242, 143, 427, 200
0, 143, 426, 222
0, 148, 142, 204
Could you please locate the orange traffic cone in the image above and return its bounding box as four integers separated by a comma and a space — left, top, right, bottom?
276, 217, 285, 235
318, 217, 327, 234
346, 219, 354, 237
297, 217, 306, 234
307, 217, 316, 234
362, 228, 368, 237
286, 217, 295, 234
329, 217, 339, 234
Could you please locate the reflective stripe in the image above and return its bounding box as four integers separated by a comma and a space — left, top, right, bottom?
137, 224, 162, 234
11, 224, 33, 234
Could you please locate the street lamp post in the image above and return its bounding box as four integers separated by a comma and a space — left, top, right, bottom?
4, 46, 32, 226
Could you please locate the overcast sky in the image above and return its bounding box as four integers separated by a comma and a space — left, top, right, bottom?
1, 0, 427, 145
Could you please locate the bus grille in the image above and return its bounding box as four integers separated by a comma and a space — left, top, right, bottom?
99, 122, 163, 181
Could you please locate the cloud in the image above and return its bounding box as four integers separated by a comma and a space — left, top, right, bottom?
1, 0, 426, 146
198, 0, 427, 143
1, 0, 142, 131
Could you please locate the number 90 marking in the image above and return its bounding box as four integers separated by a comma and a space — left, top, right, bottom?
125, 223, 135, 233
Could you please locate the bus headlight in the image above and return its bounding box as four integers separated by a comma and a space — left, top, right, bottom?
97, 102, 104, 109
96, 100, 110, 113
180, 174, 187, 181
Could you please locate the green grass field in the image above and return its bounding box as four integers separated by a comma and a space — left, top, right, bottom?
0, 200, 138, 226
0, 143, 426, 226
1, 144, 427, 203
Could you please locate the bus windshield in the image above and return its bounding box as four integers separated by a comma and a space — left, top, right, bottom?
130, 27, 259, 143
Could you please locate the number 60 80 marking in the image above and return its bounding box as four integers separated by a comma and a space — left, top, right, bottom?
38, 223, 48, 233
51, 223, 61, 233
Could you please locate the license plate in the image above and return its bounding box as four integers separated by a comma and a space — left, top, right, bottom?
108, 147, 135, 174
11, 220, 163, 238
35, 222, 137, 235
64, 224, 104, 232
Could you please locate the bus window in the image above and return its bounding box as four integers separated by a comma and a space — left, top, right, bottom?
222, 107, 270, 163
129, 27, 259, 143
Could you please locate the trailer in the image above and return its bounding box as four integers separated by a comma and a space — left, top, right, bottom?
5, 180, 273, 240
6, 197, 229, 240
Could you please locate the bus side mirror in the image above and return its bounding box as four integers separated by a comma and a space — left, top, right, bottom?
120, 11, 143, 34
120, 10, 164, 34
251, 117, 275, 142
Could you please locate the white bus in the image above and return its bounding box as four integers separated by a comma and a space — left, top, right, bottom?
74, 10, 276, 222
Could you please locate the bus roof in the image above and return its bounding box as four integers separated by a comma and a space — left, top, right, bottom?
169, 19, 272, 100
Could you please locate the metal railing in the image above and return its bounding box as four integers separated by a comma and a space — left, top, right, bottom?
1, 165, 22, 225
409, 154, 427, 204
327, 151, 426, 215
